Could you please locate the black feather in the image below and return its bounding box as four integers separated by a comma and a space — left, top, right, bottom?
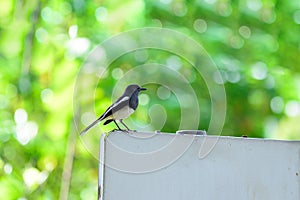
103, 119, 113, 125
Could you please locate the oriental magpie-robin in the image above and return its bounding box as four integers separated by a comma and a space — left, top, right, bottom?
80, 84, 146, 136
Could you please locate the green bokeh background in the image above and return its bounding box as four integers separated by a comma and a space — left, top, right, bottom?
1, 0, 300, 199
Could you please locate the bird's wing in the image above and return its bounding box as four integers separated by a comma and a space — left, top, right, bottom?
99, 96, 130, 120
80, 96, 130, 136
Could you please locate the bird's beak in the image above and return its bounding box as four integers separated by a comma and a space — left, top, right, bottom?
139, 87, 147, 91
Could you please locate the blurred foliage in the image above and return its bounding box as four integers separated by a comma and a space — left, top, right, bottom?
1, 0, 300, 199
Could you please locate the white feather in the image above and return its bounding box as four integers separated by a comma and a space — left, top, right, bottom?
112, 96, 129, 108
112, 106, 134, 120
100, 96, 130, 120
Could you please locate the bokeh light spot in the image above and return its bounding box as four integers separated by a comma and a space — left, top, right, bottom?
172, 2, 187, 17
35, 28, 48, 43
229, 35, 244, 49
66, 37, 90, 57
217, 2, 232, 17
4, 163, 12, 174
265, 75, 275, 89
95, 7, 108, 22
261, 8, 276, 24
139, 94, 149, 105
227, 71, 241, 83
16, 121, 38, 145
166, 56, 182, 70
270, 96, 284, 114
112, 68, 124, 80
69, 25, 78, 39
251, 62, 268, 80
247, 0, 262, 11
285, 101, 300, 117
193, 19, 207, 33
239, 26, 251, 39
41, 88, 54, 104
23, 168, 48, 189
41, 7, 63, 25
157, 86, 171, 100
213, 70, 227, 84
14, 108, 28, 124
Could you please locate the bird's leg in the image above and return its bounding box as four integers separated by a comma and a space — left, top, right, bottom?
120, 119, 130, 131
113, 120, 123, 131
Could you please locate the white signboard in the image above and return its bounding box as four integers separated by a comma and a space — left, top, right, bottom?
98, 131, 300, 200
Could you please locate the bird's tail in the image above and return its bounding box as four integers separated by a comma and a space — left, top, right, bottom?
80, 117, 102, 136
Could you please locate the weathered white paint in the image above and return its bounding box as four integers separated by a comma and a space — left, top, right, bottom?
99, 131, 300, 200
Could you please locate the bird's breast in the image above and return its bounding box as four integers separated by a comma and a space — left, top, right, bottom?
112, 105, 134, 120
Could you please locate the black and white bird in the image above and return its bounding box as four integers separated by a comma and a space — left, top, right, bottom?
80, 84, 147, 136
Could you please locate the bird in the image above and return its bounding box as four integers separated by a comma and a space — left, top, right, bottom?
80, 84, 147, 136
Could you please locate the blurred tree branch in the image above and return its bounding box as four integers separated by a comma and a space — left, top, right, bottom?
21, 0, 41, 74
59, 115, 78, 200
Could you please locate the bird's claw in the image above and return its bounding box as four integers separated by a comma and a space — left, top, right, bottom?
110, 128, 136, 134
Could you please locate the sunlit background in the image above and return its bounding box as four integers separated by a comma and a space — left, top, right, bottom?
1, 0, 300, 199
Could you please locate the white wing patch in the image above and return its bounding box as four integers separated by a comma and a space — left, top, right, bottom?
112, 96, 129, 107
110, 96, 131, 120
100, 96, 130, 120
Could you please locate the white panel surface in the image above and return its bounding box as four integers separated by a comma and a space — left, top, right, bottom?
99, 131, 300, 200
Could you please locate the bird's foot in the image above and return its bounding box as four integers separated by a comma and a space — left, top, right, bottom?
109, 128, 136, 134
123, 129, 132, 134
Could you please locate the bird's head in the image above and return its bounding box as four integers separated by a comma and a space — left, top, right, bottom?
124, 84, 147, 95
